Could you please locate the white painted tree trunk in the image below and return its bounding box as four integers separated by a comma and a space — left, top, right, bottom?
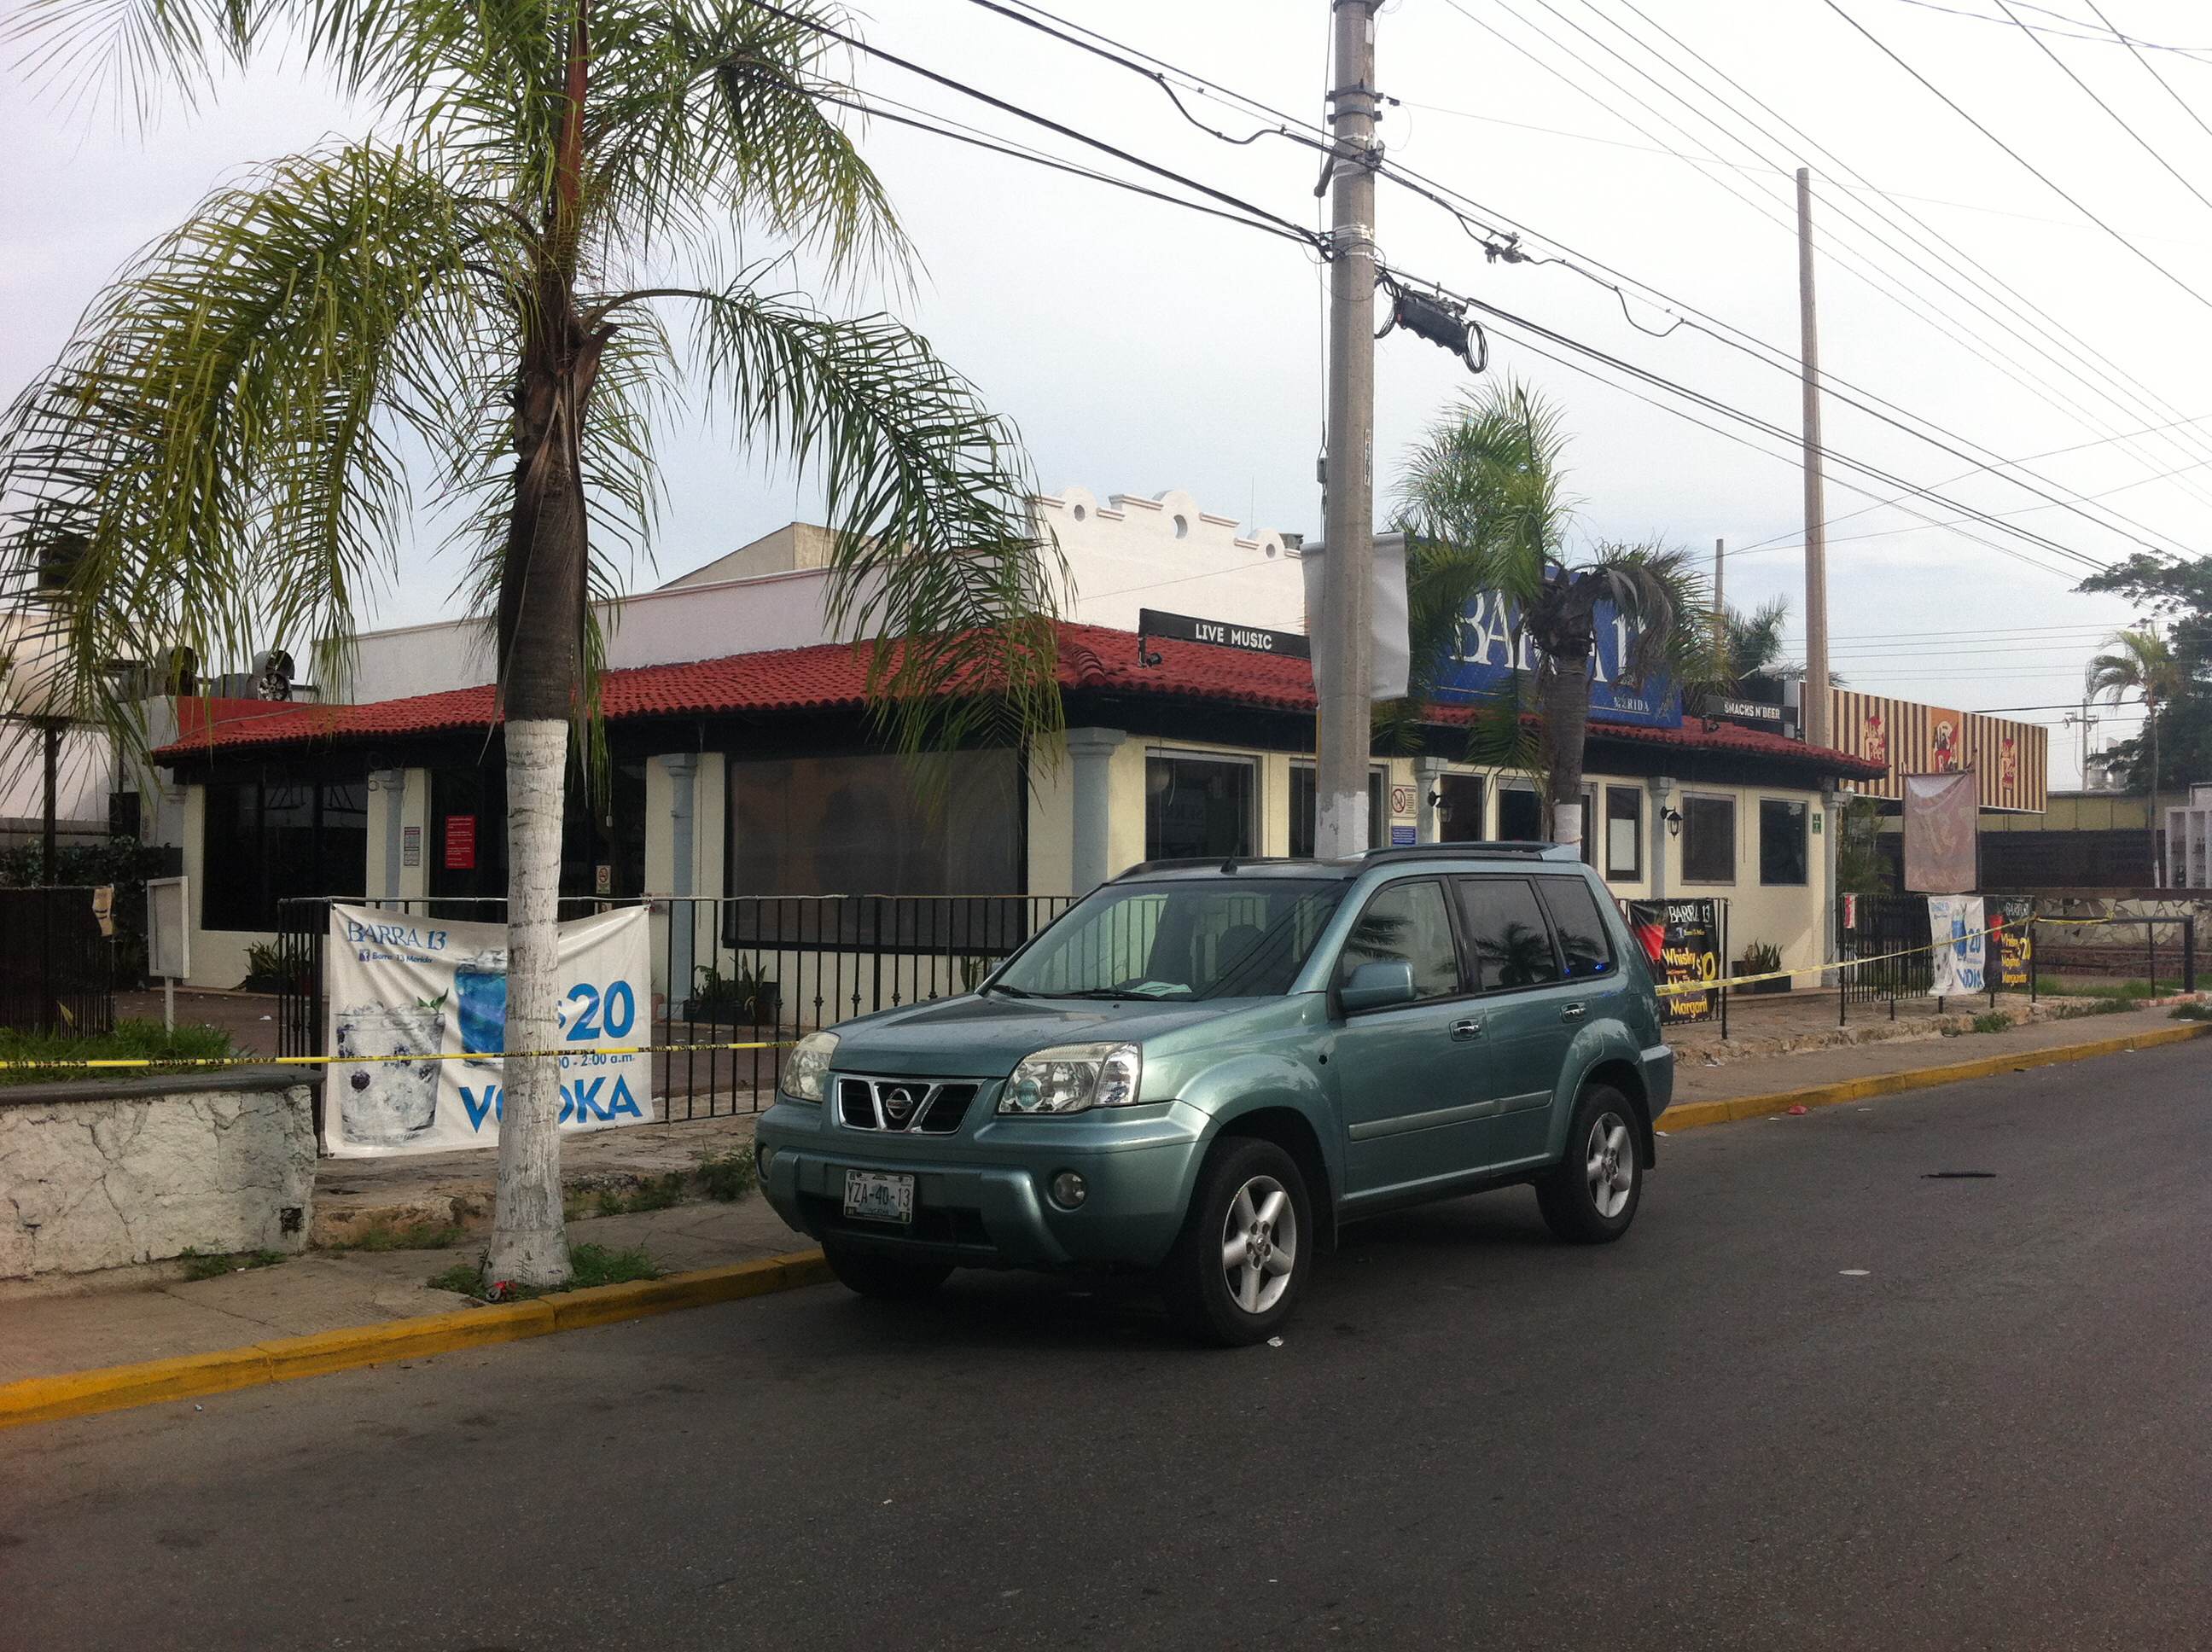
486, 717, 572, 1287
1552, 800, 1584, 847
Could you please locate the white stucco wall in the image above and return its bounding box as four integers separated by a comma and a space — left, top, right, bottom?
0, 1073, 316, 1279
1042, 486, 1306, 635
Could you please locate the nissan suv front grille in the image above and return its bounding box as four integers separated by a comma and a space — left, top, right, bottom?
835, 1077, 981, 1135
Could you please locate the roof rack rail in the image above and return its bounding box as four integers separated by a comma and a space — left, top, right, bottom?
1359, 840, 1582, 864
1113, 854, 1313, 880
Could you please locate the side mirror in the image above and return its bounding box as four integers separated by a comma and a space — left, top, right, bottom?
1339, 958, 1417, 1014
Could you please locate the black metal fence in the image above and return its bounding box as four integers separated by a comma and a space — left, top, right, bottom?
1838, 894, 1938, 1010
276, 892, 1074, 1124
0, 886, 115, 1036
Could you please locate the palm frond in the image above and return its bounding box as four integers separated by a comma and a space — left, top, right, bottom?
1721, 596, 1791, 683
0, 139, 512, 745
682, 284, 1064, 762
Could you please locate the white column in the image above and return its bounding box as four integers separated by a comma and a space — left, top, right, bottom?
1065, 729, 1127, 895
367, 769, 405, 900
659, 753, 700, 1011
1648, 776, 1675, 901
1413, 756, 1447, 844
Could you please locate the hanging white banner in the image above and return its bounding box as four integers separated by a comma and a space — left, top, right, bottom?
323, 903, 656, 1157
1927, 894, 1986, 998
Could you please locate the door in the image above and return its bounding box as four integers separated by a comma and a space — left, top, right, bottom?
1328, 877, 1493, 1200
1450, 875, 1583, 1166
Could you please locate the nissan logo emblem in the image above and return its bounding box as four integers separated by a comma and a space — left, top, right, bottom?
882, 1085, 919, 1124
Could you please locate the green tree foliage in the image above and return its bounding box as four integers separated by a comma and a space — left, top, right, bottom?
2077, 557, 2210, 794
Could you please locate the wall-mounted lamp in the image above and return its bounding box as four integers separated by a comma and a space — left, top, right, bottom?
1425, 789, 1444, 809
1662, 806, 1684, 838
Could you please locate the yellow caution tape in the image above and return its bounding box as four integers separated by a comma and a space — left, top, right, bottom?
1650, 911, 2065, 998
0, 1038, 795, 1074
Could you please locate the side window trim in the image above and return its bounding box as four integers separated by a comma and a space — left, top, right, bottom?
1452, 874, 1569, 997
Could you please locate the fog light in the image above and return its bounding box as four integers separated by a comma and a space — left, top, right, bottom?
756, 1143, 777, 1179
1049, 1170, 1087, 1209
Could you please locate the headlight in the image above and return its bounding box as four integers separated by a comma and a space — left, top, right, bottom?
780, 1031, 837, 1103
998, 1043, 1143, 1115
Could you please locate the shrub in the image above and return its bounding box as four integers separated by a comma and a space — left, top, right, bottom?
696, 1146, 759, 1202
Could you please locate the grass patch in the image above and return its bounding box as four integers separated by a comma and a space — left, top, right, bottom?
2034, 977, 2186, 1002
428, 1242, 663, 1302
178, 1246, 287, 1281
321, 1221, 465, 1254
596, 1172, 687, 1217
696, 1147, 759, 1203
2170, 1000, 2212, 1021
0, 1019, 236, 1085
1970, 1011, 2012, 1034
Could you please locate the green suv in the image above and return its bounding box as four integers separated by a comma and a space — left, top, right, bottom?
755, 844, 1673, 1345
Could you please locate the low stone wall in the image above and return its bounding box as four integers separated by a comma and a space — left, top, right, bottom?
0, 1068, 315, 1280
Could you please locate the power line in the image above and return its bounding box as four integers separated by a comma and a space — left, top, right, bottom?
1989, 0, 2212, 224
1820, 0, 2212, 314
2084, 0, 2212, 151
1883, 0, 2212, 59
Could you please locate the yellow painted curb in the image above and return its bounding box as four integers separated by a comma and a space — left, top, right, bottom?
1660, 1021, 2211, 1137
0, 1247, 830, 1433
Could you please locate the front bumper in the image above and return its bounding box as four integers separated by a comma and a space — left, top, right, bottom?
754, 1094, 1208, 1271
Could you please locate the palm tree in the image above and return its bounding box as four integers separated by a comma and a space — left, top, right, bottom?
1394, 380, 1715, 846
1720, 597, 1791, 686
2087, 628, 2182, 885
1, 0, 1063, 1284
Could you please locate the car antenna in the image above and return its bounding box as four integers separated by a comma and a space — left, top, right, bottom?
1220, 857, 1239, 874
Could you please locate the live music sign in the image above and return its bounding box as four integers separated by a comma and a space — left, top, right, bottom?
1137, 608, 1310, 659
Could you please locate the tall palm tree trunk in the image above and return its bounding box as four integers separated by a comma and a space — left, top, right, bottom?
485, 293, 603, 1287
1537, 648, 1592, 846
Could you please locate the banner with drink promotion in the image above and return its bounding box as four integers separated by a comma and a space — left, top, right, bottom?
1626, 899, 1721, 1024
323, 903, 655, 1157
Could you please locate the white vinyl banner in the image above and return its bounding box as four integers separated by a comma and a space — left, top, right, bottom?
1927, 895, 1987, 998
323, 903, 656, 1157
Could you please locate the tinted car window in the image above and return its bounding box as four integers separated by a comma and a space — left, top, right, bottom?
1537, 877, 1618, 980
1454, 877, 1562, 991
1336, 880, 1462, 1002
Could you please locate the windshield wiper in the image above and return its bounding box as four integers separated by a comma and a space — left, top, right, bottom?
981, 981, 1034, 998
1032, 986, 1189, 1001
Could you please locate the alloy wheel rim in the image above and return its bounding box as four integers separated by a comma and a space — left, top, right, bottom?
1586, 1113, 1634, 1219
1220, 1174, 1297, 1315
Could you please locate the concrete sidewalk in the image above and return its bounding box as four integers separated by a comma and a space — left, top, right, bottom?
3, 999, 2201, 1394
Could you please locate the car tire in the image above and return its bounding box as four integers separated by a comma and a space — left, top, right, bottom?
1535, 1083, 1644, 1245
1161, 1137, 1314, 1347
823, 1243, 955, 1301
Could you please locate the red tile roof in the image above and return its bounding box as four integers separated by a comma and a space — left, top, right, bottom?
156, 620, 1884, 778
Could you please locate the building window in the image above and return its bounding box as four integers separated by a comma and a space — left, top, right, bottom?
1605, 787, 1643, 881
1760, 797, 1810, 886
201, 775, 367, 930
1436, 774, 1486, 841
1580, 788, 1598, 866
729, 750, 1022, 899
1497, 782, 1543, 841
1288, 764, 1384, 857
1681, 794, 1737, 884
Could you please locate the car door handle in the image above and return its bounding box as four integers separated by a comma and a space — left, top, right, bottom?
1559, 1002, 1587, 1022
1449, 1016, 1486, 1042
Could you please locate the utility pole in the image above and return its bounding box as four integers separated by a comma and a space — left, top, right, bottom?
1796, 167, 1831, 750
1712, 537, 1726, 625
1316, 0, 1379, 860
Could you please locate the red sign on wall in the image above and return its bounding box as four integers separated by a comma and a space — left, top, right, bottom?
443, 814, 477, 871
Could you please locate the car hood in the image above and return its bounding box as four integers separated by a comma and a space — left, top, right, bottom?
825, 993, 1242, 1078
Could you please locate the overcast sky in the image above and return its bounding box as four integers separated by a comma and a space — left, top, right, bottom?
9, 0, 2212, 784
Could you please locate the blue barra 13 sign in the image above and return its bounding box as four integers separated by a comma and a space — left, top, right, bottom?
1431, 590, 1683, 728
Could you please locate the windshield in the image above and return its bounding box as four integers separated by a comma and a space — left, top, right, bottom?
994, 879, 1347, 1001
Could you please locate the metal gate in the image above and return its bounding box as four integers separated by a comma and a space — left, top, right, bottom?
0, 886, 115, 1036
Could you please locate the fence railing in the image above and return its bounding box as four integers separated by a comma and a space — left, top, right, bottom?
276, 892, 1075, 1125
0, 886, 114, 1036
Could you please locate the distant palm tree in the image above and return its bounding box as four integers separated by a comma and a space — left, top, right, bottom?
1721, 597, 1792, 686
2087, 628, 2183, 884
1394, 380, 1716, 846
1, 0, 1062, 1284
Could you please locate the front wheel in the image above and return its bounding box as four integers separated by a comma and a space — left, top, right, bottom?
823, 1243, 955, 1301
1535, 1085, 1644, 1244
1161, 1137, 1314, 1347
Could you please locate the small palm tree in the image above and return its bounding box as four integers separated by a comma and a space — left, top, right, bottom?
2087, 628, 2183, 884
2, 0, 1063, 1284
1393, 380, 1716, 844
1721, 597, 1792, 686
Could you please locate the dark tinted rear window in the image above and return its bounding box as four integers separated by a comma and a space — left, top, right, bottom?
1453, 878, 1561, 991
1538, 877, 1617, 980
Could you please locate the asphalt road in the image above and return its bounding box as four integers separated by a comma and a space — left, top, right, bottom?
5, 1041, 2209, 1651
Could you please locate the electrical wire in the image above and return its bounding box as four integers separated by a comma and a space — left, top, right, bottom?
1820, 0, 2212, 314
2083, 0, 2212, 151
1883, 0, 2212, 59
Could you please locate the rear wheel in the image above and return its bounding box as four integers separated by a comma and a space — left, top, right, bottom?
823, 1243, 955, 1300
1161, 1137, 1314, 1347
1535, 1084, 1643, 1244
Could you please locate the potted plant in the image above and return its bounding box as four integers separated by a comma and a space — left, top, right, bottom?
689, 958, 780, 1024
1730, 940, 1790, 995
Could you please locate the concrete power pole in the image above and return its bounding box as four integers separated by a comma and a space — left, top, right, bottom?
1316, 0, 1379, 860
1713, 537, 1726, 626
1796, 166, 1832, 749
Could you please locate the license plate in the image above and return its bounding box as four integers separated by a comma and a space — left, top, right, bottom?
842, 1170, 915, 1225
